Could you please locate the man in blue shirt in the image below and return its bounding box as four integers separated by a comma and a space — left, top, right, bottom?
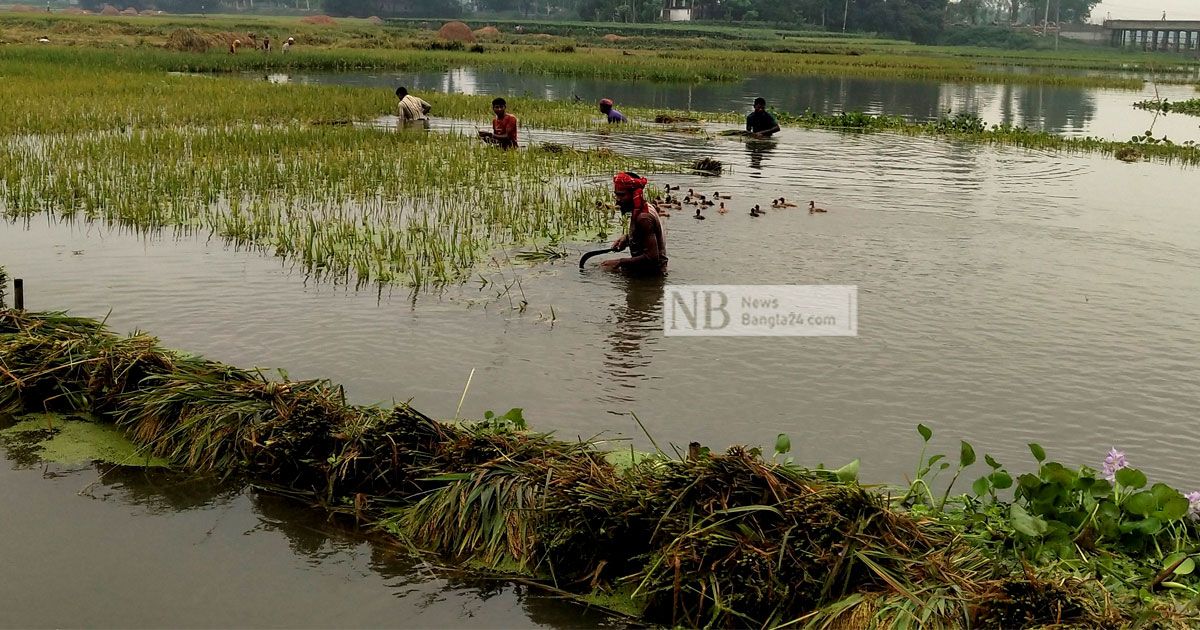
599, 98, 627, 123
746, 97, 781, 138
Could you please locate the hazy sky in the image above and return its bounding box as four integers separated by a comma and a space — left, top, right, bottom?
1089, 0, 1200, 23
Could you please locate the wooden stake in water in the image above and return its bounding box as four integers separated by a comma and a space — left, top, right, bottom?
455, 368, 476, 420
14, 278, 23, 310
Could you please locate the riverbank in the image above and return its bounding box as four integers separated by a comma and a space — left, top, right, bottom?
2, 307, 1198, 627
0, 13, 1170, 89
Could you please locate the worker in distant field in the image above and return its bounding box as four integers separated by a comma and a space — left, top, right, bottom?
479, 97, 519, 149
746, 96, 781, 138
229, 38, 240, 54
282, 37, 294, 52
601, 172, 667, 275
263, 35, 271, 52
599, 98, 627, 123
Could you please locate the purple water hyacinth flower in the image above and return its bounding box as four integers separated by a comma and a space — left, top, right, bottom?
1186, 491, 1200, 520
1102, 447, 1128, 482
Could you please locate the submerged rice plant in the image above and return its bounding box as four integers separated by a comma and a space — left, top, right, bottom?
0, 125, 665, 287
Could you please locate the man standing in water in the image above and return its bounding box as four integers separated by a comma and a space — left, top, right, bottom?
746, 97, 781, 138
601, 172, 668, 275
395, 86, 432, 129
479, 97, 519, 149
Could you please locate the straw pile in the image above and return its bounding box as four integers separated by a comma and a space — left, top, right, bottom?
120, 7, 137, 15
300, 14, 336, 25
367, 15, 383, 25
472, 25, 500, 38
0, 309, 1132, 627
99, 4, 119, 15
437, 21, 474, 43
164, 28, 221, 53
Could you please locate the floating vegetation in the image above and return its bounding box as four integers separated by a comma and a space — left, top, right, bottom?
1115, 146, 1143, 162
770, 109, 1200, 166
0, 126, 668, 288
654, 114, 698, 124
1134, 97, 1200, 117
689, 156, 723, 174
0, 412, 169, 467
2, 309, 1199, 627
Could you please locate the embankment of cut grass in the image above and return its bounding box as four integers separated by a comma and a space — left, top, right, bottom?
1, 308, 1197, 627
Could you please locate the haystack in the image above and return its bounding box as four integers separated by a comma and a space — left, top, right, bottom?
61, 6, 88, 13
165, 28, 221, 53
120, 7, 138, 15
473, 25, 500, 38
300, 14, 336, 25
437, 21, 474, 43
7, 4, 39, 12
99, 4, 119, 15
367, 15, 383, 24
602, 33, 626, 43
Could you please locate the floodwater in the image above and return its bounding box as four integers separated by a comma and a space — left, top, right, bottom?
0, 441, 622, 628
261, 67, 1200, 142
4, 95, 1200, 625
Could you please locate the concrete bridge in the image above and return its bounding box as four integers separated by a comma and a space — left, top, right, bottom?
1103, 19, 1200, 52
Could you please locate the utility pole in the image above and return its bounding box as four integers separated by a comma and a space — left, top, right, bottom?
842, 0, 848, 33
1054, 0, 1059, 49
1042, 0, 1049, 36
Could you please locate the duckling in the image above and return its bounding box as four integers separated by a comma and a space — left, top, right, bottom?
699, 197, 714, 208
776, 197, 797, 208
684, 188, 696, 201
771, 197, 784, 209
713, 191, 731, 200
693, 208, 706, 220
665, 184, 680, 192
749, 204, 763, 217
809, 200, 827, 213
718, 202, 727, 214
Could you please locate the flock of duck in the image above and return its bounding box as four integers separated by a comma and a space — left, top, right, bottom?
655, 187, 828, 220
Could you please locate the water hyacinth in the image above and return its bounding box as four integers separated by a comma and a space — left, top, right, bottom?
1102, 447, 1128, 482
1186, 491, 1200, 520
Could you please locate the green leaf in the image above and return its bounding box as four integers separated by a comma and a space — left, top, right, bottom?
917, 424, 932, 442
1124, 491, 1157, 516
927, 454, 945, 467
834, 459, 860, 483
972, 477, 990, 497
1028, 443, 1046, 463
1150, 483, 1177, 504
989, 471, 1014, 490
1010, 504, 1048, 538
774, 433, 791, 455
1115, 467, 1147, 490
1135, 516, 1162, 535
959, 441, 976, 468
984, 454, 1002, 470
483, 410, 495, 419
1160, 495, 1190, 521
1175, 558, 1196, 576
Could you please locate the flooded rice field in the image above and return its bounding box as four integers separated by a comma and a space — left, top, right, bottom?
3, 94, 1200, 627
262, 67, 1200, 142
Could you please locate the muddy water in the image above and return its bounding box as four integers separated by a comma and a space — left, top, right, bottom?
0, 447, 621, 628
3, 118, 1200, 625
261, 67, 1200, 142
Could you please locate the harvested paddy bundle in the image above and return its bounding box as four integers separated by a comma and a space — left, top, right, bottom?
472, 25, 500, 39
0, 309, 1178, 627
300, 14, 336, 25
165, 28, 221, 52
654, 114, 698, 124
99, 4, 119, 15
437, 21, 474, 43
602, 34, 626, 43
690, 156, 723, 174
367, 16, 383, 25
120, 7, 137, 15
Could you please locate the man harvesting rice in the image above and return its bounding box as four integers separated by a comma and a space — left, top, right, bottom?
395, 86, 432, 129
601, 172, 667, 275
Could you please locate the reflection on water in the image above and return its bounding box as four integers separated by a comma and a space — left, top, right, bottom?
601, 275, 666, 401
256, 67, 1200, 142
0, 448, 623, 628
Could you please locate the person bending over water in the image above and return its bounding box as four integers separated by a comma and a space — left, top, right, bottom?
601, 172, 668, 276
599, 98, 627, 123
479, 97, 519, 149
395, 86, 431, 130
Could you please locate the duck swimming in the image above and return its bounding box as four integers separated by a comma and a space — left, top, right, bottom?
809, 200, 827, 213
693, 208, 706, 220
750, 204, 764, 217
775, 197, 797, 208
718, 202, 727, 214
713, 191, 731, 200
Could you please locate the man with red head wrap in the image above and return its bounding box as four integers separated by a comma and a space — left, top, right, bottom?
602, 171, 667, 275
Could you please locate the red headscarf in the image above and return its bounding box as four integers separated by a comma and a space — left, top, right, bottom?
613, 171, 648, 212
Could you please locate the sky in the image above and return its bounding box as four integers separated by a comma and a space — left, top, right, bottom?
1089, 0, 1200, 23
